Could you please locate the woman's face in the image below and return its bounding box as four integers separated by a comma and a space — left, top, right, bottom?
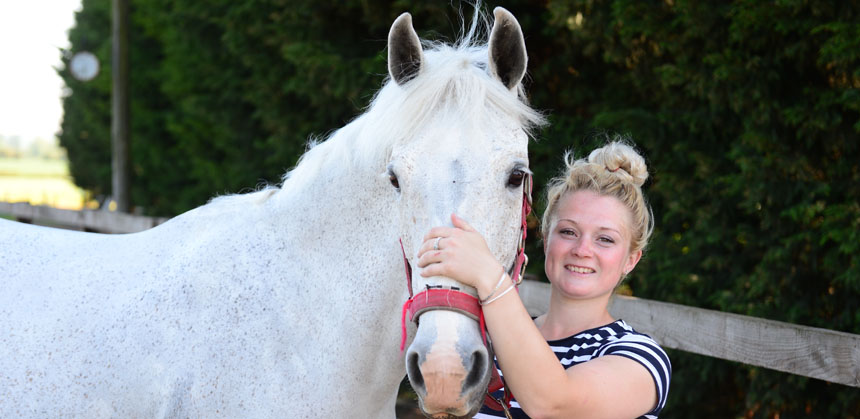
543, 190, 642, 301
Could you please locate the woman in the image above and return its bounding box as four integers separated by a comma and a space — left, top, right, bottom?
417, 140, 671, 418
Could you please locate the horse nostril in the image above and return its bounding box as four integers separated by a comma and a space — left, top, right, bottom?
406, 351, 425, 392
464, 349, 488, 389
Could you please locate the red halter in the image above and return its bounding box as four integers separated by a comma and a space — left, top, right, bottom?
398, 174, 532, 413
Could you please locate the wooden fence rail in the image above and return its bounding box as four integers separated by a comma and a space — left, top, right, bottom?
0, 202, 168, 233
3, 202, 858, 387
519, 280, 860, 388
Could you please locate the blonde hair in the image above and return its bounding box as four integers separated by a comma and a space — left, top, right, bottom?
540, 138, 654, 254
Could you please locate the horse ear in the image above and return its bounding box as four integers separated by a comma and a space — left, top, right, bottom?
388, 13, 424, 85
488, 7, 527, 90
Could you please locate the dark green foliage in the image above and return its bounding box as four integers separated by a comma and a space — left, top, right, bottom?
59, 0, 113, 200
59, 0, 198, 214
530, 1, 860, 417
60, 0, 859, 416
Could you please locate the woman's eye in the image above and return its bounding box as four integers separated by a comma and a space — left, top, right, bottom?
507, 169, 525, 187
560, 229, 576, 236
598, 236, 616, 244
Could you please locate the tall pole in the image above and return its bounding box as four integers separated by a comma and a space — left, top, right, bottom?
111, 0, 130, 212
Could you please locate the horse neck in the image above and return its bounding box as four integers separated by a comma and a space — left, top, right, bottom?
263, 122, 409, 400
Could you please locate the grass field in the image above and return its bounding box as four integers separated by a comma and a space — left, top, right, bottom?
0, 157, 68, 177
0, 157, 88, 209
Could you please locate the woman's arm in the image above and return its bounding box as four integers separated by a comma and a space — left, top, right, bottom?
479, 286, 657, 418
418, 214, 658, 418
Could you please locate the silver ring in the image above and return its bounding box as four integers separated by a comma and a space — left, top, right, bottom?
433, 237, 442, 251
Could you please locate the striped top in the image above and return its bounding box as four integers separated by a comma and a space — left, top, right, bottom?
475, 319, 671, 418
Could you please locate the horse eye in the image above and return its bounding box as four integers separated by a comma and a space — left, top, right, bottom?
389, 173, 400, 190
507, 169, 525, 187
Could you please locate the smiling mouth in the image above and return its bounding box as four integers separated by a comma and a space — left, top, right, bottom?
565, 265, 595, 274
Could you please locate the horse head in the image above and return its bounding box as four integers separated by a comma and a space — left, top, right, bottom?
384, 8, 539, 417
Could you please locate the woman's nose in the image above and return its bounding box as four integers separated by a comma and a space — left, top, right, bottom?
570, 237, 592, 257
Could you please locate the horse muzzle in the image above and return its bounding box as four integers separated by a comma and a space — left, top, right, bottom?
405, 309, 492, 418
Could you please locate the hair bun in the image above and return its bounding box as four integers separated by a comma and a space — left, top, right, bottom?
587, 140, 648, 187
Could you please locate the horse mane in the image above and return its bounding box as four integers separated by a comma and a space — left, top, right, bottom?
211, 11, 546, 208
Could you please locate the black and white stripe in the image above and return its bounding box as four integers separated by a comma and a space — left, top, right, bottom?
475, 319, 671, 418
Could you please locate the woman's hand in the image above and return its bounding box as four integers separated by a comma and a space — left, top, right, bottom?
416, 213, 505, 299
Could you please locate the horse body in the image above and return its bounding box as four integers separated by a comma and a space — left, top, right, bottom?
0, 7, 541, 418
2, 160, 405, 417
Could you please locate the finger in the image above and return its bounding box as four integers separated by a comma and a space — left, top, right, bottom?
416, 249, 442, 269
422, 226, 457, 242
451, 213, 477, 232
418, 237, 442, 256
419, 261, 446, 278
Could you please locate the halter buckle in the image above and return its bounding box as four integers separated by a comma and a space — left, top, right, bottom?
514, 254, 527, 285
523, 173, 533, 207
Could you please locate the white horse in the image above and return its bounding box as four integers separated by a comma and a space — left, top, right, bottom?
0, 7, 542, 418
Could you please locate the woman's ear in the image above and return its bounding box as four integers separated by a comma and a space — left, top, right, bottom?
624, 249, 643, 275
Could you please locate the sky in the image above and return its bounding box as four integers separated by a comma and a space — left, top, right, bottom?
0, 0, 83, 145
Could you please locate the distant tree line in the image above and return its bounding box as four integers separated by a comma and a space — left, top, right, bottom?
0, 135, 66, 159
58, 1, 859, 417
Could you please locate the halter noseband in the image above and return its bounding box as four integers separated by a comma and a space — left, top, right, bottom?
398, 174, 532, 413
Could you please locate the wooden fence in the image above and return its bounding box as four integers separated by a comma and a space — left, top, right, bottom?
0, 201, 167, 233
519, 280, 860, 388
2, 202, 858, 387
